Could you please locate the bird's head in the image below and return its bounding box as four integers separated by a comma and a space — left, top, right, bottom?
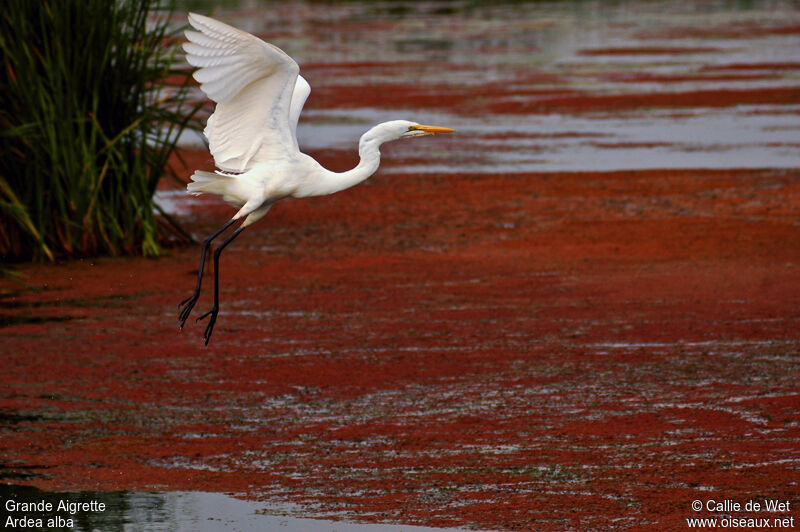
400, 121, 456, 139
365, 120, 455, 143
358, 120, 455, 155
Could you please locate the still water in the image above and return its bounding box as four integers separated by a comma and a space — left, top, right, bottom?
1, 485, 479, 532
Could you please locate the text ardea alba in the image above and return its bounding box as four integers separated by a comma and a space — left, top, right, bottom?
178, 13, 454, 344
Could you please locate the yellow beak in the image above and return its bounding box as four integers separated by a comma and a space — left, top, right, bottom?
411, 124, 456, 134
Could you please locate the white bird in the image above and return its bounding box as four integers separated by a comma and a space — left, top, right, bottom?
178, 13, 454, 344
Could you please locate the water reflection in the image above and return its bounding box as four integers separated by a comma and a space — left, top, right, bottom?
0, 485, 479, 532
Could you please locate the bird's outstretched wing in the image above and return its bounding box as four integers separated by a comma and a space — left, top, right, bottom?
184, 13, 301, 172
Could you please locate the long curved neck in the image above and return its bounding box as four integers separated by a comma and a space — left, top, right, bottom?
302, 130, 384, 197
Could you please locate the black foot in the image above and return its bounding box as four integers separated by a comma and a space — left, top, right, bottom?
196, 307, 219, 346
178, 292, 201, 330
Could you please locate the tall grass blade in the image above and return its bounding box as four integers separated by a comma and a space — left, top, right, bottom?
0, 0, 202, 262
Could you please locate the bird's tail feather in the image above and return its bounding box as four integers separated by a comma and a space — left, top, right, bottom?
187, 170, 242, 205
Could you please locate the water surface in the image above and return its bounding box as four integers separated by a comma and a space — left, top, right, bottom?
1, 485, 478, 532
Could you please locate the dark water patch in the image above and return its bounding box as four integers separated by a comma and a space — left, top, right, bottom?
0, 291, 153, 327
0, 409, 42, 426
0, 465, 50, 482
1, 485, 129, 531
1, 405, 88, 428
0, 485, 478, 531
0, 314, 78, 328
1, 291, 150, 310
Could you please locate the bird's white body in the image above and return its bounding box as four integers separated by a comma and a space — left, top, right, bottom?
187, 120, 400, 225
183, 13, 449, 227
179, 13, 453, 344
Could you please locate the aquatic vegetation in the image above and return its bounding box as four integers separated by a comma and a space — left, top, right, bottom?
0, 0, 201, 261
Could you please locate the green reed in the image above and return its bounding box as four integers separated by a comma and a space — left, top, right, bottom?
0, 0, 201, 261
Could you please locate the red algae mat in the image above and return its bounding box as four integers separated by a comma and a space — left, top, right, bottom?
2, 2, 800, 530
2, 165, 799, 529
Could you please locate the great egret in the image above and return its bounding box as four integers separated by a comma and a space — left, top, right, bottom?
178, 13, 454, 345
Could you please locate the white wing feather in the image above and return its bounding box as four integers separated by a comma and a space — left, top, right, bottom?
289, 75, 311, 149
184, 13, 302, 172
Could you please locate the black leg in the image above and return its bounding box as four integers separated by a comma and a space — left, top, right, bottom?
178, 219, 237, 330
196, 226, 246, 345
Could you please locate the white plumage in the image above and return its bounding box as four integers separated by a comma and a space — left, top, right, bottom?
184, 13, 301, 172
178, 13, 454, 344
